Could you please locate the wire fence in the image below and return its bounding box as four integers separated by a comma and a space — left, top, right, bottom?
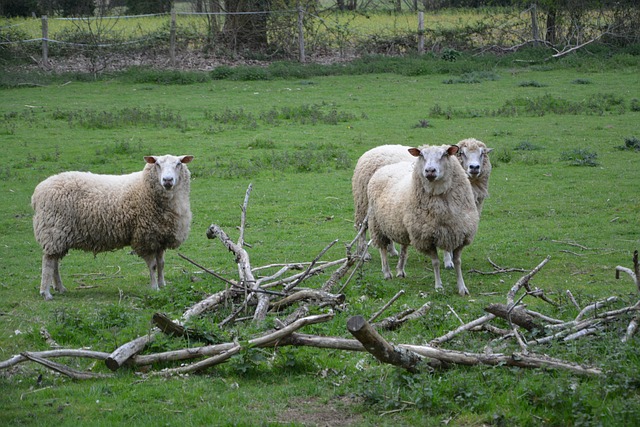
1, 5, 637, 73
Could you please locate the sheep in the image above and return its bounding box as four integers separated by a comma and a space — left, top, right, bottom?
352, 139, 492, 267
366, 145, 479, 296
352, 145, 414, 258
31, 155, 194, 300
442, 137, 493, 268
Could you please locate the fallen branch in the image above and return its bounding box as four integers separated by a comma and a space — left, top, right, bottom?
347, 316, 423, 373
22, 352, 111, 380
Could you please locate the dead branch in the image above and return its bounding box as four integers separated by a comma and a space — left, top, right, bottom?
0, 349, 110, 370
269, 289, 345, 311
207, 223, 269, 322
430, 313, 496, 346
369, 290, 405, 322
347, 316, 424, 373
284, 240, 339, 292
469, 257, 527, 275
401, 345, 602, 376
373, 302, 431, 331
105, 332, 156, 371
485, 304, 544, 332
21, 352, 111, 380
507, 256, 551, 306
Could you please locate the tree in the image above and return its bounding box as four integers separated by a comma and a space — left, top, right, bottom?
125, 0, 172, 14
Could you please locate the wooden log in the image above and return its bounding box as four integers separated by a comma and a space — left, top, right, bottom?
269, 289, 345, 311
105, 332, 156, 371
0, 349, 110, 370
22, 352, 111, 379
347, 315, 423, 373
485, 303, 544, 332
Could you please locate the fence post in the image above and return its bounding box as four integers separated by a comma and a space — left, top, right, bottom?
418, 12, 424, 55
41, 15, 49, 68
530, 3, 540, 45
298, 5, 305, 63
170, 9, 177, 67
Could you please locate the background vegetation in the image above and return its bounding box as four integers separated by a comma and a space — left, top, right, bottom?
0, 46, 639, 425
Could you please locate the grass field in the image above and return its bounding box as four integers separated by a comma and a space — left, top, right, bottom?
1, 52, 640, 426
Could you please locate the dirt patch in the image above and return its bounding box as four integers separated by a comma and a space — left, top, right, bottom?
275, 395, 364, 427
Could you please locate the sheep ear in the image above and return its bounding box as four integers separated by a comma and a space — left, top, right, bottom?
485, 148, 494, 154
180, 155, 194, 164
408, 148, 421, 157
144, 156, 158, 164
447, 145, 459, 156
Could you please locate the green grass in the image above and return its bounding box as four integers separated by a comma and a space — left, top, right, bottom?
1, 54, 640, 426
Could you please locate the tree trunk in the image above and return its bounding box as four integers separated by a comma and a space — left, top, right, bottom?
223, 0, 269, 52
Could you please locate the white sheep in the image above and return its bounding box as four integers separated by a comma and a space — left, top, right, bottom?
31, 155, 194, 300
367, 145, 478, 296
443, 138, 493, 268
353, 139, 492, 267
352, 145, 414, 258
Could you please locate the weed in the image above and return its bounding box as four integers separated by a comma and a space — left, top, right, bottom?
630, 98, 640, 112
572, 78, 592, 84
518, 80, 546, 87
514, 141, 543, 151
413, 119, 431, 128
616, 136, 640, 151
560, 148, 599, 166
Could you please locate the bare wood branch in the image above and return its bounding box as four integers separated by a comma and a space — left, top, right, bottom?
507, 256, 551, 306
150, 313, 334, 374
403, 344, 602, 376
178, 252, 237, 288
237, 183, 252, 248
430, 314, 496, 346
615, 250, 639, 293
373, 302, 431, 331
105, 332, 156, 371
575, 297, 619, 322
623, 315, 639, 343
263, 259, 346, 289
347, 315, 423, 373
21, 352, 111, 379
0, 349, 110, 370
485, 304, 544, 332
269, 289, 345, 312
283, 239, 338, 292
566, 290, 581, 310
207, 223, 269, 322
369, 290, 405, 322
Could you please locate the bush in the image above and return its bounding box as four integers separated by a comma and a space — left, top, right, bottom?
560, 148, 599, 166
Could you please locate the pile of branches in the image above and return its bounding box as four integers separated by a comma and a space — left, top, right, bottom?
1, 185, 638, 380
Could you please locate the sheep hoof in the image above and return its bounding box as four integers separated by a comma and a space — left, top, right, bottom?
40, 291, 53, 301
383, 272, 393, 280
458, 287, 470, 297
396, 271, 406, 278
444, 262, 454, 269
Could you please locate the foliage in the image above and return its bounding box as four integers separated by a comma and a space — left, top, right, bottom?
615, 136, 640, 152
560, 148, 599, 166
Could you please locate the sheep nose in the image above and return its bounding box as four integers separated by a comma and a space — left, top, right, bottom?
469, 164, 480, 175
162, 177, 175, 189
425, 168, 437, 181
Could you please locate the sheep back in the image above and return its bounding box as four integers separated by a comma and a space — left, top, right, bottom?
352, 145, 414, 230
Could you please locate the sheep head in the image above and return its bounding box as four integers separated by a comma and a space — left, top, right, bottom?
456, 138, 493, 179
408, 145, 459, 182
144, 155, 194, 190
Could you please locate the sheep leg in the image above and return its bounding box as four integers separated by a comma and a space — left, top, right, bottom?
395, 244, 408, 277
452, 247, 469, 296
142, 254, 160, 290
388, 242, 399, 257
156, 250, 166, 288
427, 249, 444, 291
379, 246, 393, 280
52, 258, 66, 294
443, 251, 454, 269
40, 254, 64, 300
